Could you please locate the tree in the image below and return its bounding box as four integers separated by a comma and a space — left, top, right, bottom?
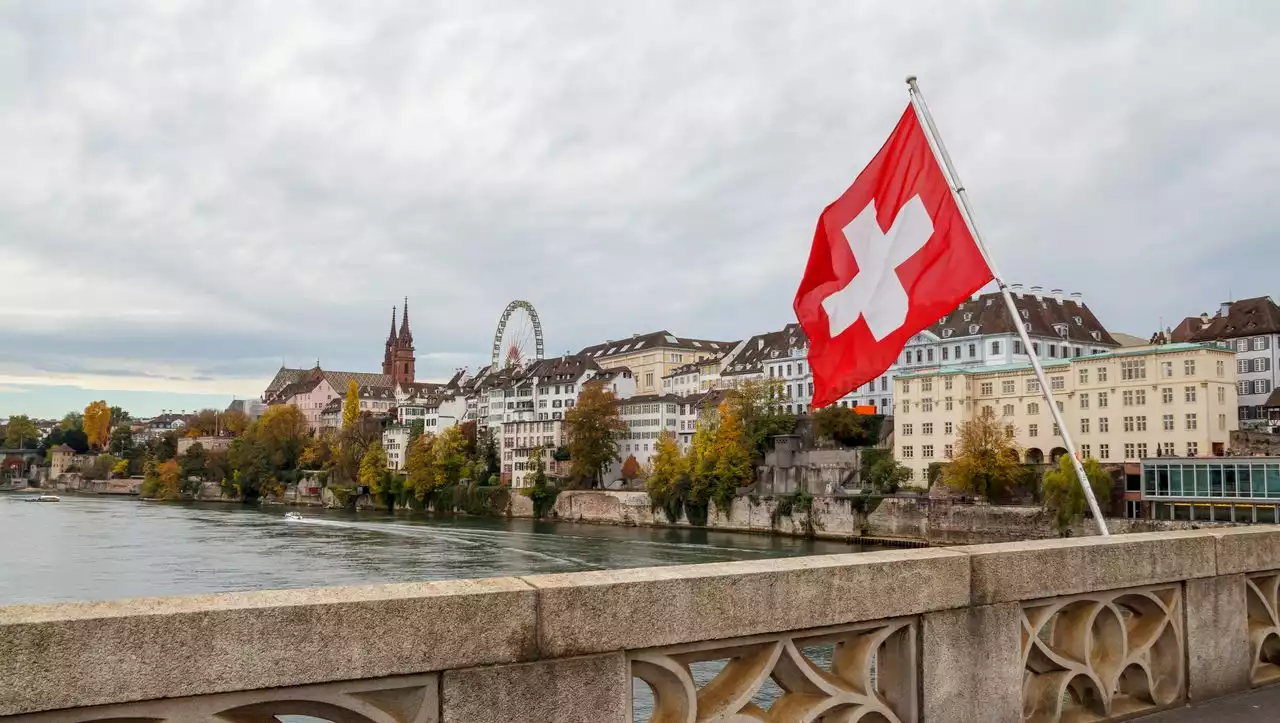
109, 425, 134, 456
83, 401, 111, 449
180, 442, 208, 481
405, 433, 440, 500
435, 425, 468, 486
221, 408, 250, 436
205, 448, 230, 485
945, 408, 1024, 499
359, 440, 389, 491
59, 412, 83, 431
1042, 455, 1113, 534
343, 380, 360, 430
3, 415, 39, 449
711, 401, 755, 513
141, 459, 181, 500
151, 430, 179, 462
408, 419, 425, 445
813, 406, 884, 447
726, 379, 798, 460
299, 436, 335, 470
521, 446, 560, 518
84, 454, 119, 481
186, 409, 221, 437
620, 455, 641, 481
687, 416, 719, 512
646, 431, 688, 522
252, 405, 309, 471
111, 459, 129, 477
865, 458, 911, 494
565, 382, 626, 488
60, 428, 90, 454
109, 406, 132, 425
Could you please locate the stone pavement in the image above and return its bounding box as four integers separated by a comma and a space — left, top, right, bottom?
1139, 686, 1280, 721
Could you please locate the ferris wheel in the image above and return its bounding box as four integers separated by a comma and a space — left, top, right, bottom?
491, 300, 545, 368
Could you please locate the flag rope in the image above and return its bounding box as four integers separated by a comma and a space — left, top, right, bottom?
905, 76, 1110, 536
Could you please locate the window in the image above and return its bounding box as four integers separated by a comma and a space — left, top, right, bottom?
991, 341, 1001, 355
1052, 423, 1060, 436
1238, 359, 1251, 374
944, 444, 954, 459
1159, 442, 1175, 457
1239, 381, 1251, 395
644, 372, 654, 387
1098, 392, 1108, 408
968, 343, 976, 358
1026, 379, 1040, 393
922, 399, 934, 412
1162, 414, 1174, 431
922, 422, 934, 435
1184, 359, 1196, 376
1185, 413, 1198, 430
902, 446, 914, 459
980, 382, 993, 396
1099, 443, 1110, 460
1014, 340, 1023, 354
1123, 390, 1134, 406
1080, 418, 1090, 433
1136, 389, 1146, 405
1079, 368, 1089, 384
1217, 360, 1225, 377
1123, 416, 1135, 432
1049, 346, 1057, 358
1003, 404, 1014, 416
1029, 424, 1038, 437
1057, 400, 1064, 412
1161, 361, 1173, 378
1051, 376, 1065, 391
944, 377, 953, 391
942, 346, 949, 361
1137, 416, 1147, 432
916, 350, 923, 363
1184, 386, 1197, 403
1099, 417, 1109, 432
1258, 380, 1273, 395
881, 376, 888, 391
1080, 393, 1090, 410
902, 424, 913, 436
786, 364, 792, 376
1255, 336, 1270, 351
945, 397, 954, 411
1254, 358, 1271, 373
1218, 386, 1226, 404
944, 422, 953, 435
1161, 387, 1173, 404
1027, 402, 1039, 415
1237, 339, 1249, 352
1098, 367, 1108, 382
902, 379, 911, 393
1002, 379, 1015, 394
1121, 359, 1146, 380
1124, 443, 1135, 459
1218, 413, 1227, 430
1187, 441, 1199, 456
922, 445, 934, 459
922, 379, 933, 392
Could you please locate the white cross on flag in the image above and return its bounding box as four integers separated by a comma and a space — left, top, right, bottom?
793, 105, 993, 409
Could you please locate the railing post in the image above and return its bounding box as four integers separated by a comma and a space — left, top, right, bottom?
921, 604, 1022, 722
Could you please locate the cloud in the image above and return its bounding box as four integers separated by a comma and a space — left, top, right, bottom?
1, 1, 1278, 416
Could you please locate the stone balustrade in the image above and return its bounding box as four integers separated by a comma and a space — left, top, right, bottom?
3, 528, 1280, 722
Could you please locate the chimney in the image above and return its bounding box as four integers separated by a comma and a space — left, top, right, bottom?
1010, 283, 1024, 295
1219, 301, 1232, 317
1029, 285, 1043, 297
1050, 289, 1064, 303
1069, 291, 1083, 305
1198, 313, 1210, 328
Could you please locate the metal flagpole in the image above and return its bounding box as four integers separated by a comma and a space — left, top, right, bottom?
905, 75, 1110, 536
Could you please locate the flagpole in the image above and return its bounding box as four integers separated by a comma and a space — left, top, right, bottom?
905, 75, 1110, 537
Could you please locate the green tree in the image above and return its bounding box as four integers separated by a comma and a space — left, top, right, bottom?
141, 459, 181, 500
865, 458, 910, 493
59, 412, 83, 431
109, 424, 134, 456
151, 430, 179, 462
180, 442, 208, 481
812, 406, 883, 447
727, 378, 798, 460
1042, 455, 1113, 534
565, 381, 626, 488
407, 419, 425, 445
251, 405, 309, 471
109, 406, 132, 425
944, 408, 1023, 499
205, 448, 230, 485
521, 446, 560, 518
84, 454, 119, 481
687, 416, 719, 512
343, 380, 360, 430
83, 400, 112, 450
3, 415, 39, 449
228, 437, 272, 501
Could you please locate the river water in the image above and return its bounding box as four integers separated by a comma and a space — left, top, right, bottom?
0, 495, 870, 605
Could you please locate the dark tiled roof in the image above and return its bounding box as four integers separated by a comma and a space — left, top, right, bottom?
618, 393, 683, 407
578, 331, 734, 359
527, 354, 600, 381
663, 362, 702, 378
1263, 389, 1280, 409
721, 324, 802, 376
265, 367, 395, 402
1180, 297, 1280, 342
931, 292, 1118, 346
598, 366, 633, 380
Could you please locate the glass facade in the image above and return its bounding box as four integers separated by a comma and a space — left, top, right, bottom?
1140, 458, 1280, 523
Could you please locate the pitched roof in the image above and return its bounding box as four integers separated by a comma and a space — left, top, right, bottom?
1180, 297, 1280, 342
577, 331, 735, 359
266, 367, 395, 403
527, 354, 601, 381
721, 324, 802, 377
1264, 388, 1280, 409
931, 291, 1118, 346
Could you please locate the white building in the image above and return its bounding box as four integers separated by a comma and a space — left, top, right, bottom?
613, 394, 682, 475
1168, 297, 1280, 427
382, 425, 411, 471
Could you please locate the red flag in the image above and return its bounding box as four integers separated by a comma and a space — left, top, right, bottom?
793, 105, 993, 409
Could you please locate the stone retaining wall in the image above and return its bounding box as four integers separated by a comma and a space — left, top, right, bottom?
4, 528, 1280, 722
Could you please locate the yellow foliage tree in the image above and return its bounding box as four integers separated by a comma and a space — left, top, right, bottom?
111, 459, 129, 477
944, 407, 1024, 499
646, 431, 687, 522
359, 439, 389, 492
405, 433, 440, 500
711, 402, 755, 514
83, 400, 112, 450
342, 380, 360, 430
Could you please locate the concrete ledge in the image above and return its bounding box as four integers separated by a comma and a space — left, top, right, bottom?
962, 531, 1217, 605
522, 548, 970, 658
442, 654, 628, 723
0, 577, 537, 717
1213, 526, 1280, 575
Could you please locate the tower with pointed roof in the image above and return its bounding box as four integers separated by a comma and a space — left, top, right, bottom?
382, 306, 399, 376
389, 297, 416, 385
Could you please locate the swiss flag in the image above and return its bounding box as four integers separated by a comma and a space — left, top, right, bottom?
793, 105, 993, 409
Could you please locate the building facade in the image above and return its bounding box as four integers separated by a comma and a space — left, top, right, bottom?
1138, 456, 1280, 523
894, 342, 1239, 484
614, 394, 682, 475
578, 331, 735, 395
1169, 296, 1280, 425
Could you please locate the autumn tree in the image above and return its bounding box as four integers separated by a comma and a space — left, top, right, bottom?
109, 425, 134, 456
565, 381, 626, 488
434, 425, 468, 487
945, 407, 1023, 498
109, 406, 132, 425
83, 400, 112, 449
343, 380, 360, 430
620, 455, 641, 481
1042, 455, 1113, 534
3, 415, 39, 449
711, 401, 755, 513
646, 431, 688, 522
221, 408, 250, 436
359, 440, 389, 505
228, 405, 308, 501
180, 442, 208, 482
686, 416, 719, 514
141, 459, 181, 500
111, 459, 129, 477
186, 409, 221, 437
405, 433, 440, 500
726, 378, 797, 460
813, 406, 883, 447
299, 435, 335, 470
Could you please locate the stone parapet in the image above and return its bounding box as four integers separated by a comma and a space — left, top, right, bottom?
3, 527, 1280, 722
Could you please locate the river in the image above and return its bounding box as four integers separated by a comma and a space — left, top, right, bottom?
0, 495, 873, 605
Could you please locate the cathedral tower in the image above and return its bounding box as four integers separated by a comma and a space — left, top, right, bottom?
390, 297, 416, 385
382, 306, 398, 376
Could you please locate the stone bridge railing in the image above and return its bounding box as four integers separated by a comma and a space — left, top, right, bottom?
4, 528, 1280, 722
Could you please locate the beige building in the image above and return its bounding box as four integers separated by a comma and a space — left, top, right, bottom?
579, 331, 735, 396
894, 342, 1239, 484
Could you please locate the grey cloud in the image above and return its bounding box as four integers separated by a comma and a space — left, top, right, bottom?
1, 1, 1278, 410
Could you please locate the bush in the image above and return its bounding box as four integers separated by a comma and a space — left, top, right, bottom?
1042, 456, 1113, 534
865, 458, 910, 493
926, 462, 946, 486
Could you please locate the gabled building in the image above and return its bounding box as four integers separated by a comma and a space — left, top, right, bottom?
1167, 296, 1280, 425
578, 331, 735, 395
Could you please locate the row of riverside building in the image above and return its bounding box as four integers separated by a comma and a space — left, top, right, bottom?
259, 290, 1280, 491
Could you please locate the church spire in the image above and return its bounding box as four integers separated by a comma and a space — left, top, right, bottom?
388, 306, 398, 343
398, 296, 413, 345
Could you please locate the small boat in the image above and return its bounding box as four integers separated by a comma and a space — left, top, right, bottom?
284, 511, 304, 521
35, 495, 61, 502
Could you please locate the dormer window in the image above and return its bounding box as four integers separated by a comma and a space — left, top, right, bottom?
963, 312, 973, 322
1091, 331, 1101, 341
969, 324, 979, 334
942, 329, 953, 338
1020, 309, 1029, 320
1073, 316, 1083, 325
1053, 323, 1068, 338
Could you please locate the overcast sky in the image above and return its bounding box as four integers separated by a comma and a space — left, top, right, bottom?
1, 1, 1277, 419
